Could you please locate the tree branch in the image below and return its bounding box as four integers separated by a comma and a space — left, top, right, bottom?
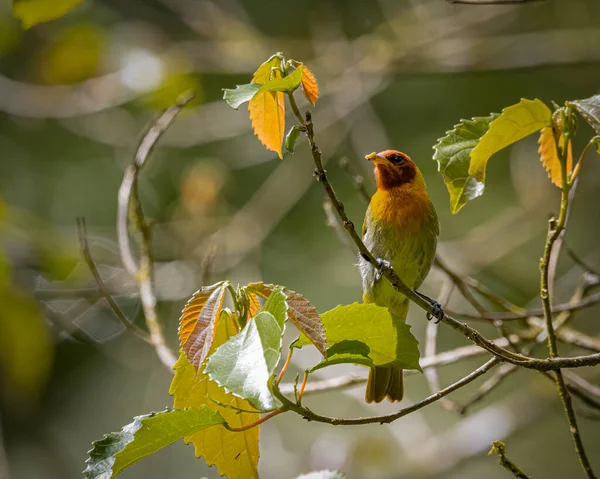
539, 114, 596, 479
116, 91, 195, 370
488, 441, 531, 479
76, 217, 152, 344
272, 358, 500, 426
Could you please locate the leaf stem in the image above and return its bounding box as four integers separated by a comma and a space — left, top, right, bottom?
225, 409, 285, 432
570, 136, 599, 184
276, 346, 294, 384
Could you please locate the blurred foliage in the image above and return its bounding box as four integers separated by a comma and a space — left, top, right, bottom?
12, 0, 84, 29
39, 24, 104, 84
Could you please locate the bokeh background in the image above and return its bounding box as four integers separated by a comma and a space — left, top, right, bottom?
1, 0, 600, 478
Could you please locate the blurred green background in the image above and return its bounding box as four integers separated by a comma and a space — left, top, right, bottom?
1, 0, 600, 478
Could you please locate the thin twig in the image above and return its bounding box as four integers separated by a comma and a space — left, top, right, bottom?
338, 156, 372, 204
539, 115, 596, 479
424, 280, 461, 412
280, 333, 530, 396
566, 246, 600, 278
448, 290, 600, 322
488, 441, 531, 479
272, 358, 500, 426
117, 91, 195, 370
75, 217, 151, 344
434, 257, 526, 316
458, 363, 520, 415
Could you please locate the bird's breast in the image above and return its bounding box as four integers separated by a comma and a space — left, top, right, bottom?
359, 188, 438, 306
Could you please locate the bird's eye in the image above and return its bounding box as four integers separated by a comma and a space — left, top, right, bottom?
391, 154, 404, 164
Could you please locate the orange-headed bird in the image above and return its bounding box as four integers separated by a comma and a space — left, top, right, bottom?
359, 150, 440, 403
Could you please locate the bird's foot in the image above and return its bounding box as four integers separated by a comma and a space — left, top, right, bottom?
416, 291, 445, 323
375, 258, 392, 282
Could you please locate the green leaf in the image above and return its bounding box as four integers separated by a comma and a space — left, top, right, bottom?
296, 303, 421, 372
255, 65, 304, 96
83, 407, 225, 479
13, 0, 84, 29
570, 95, 600, 136
296, 471, 346, 479
205, 288, 288, 410
285, 125, 301, 153
433, 115, 497, 214
594, 137, 600, 154
469, 98, 552, 182
223, 83, 261, 110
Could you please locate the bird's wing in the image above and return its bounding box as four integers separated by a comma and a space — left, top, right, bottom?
362, 206, 370, 238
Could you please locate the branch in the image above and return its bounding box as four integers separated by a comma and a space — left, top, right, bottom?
75, 217, 152, 344
488, 441, 531, 479
338, 156, 372, 204
459, 363, 520, 415
539, 115, 596, 479
448, 289, 600, 322
280, 332, 529, 396
424, 280, 462, 412
117, 91, 195, 370
434, 257, 526, 317
566, 246, 600, 278
272, 358, 500, 426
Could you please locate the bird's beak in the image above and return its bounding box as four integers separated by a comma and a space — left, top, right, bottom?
365, 152, 387, 165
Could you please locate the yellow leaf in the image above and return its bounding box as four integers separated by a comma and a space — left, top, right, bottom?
170, 314, 260, 479
13, 0, 85, 29
249, 56, 285, 159
178, 282, 228, 371
300, 65, 319, 106
469, 98, 552, 183
537, 127, 573, 188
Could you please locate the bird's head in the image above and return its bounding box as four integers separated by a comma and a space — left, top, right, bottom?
365, 149, 422, 191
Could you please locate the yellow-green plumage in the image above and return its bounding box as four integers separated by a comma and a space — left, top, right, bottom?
359, 150, 439, 403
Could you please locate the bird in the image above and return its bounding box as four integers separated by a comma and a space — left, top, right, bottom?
359, 149, 440, 403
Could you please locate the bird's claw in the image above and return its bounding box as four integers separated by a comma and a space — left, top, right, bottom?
427, 300, 445, 324
416, 291, 445, 323
375, 258, 391, 282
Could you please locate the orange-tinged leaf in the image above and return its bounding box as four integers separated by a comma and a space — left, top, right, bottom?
249, 56, 285, 159
178, 282, 228, 371
170, 314, 260, 479
248, 282, 326, 356
300, 65, 319, 106
247, 291, 261, 318
537, 127, 573, 187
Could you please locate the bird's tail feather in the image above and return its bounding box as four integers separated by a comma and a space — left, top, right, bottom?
365, 300, 409, 403
366, 366, 404, 403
